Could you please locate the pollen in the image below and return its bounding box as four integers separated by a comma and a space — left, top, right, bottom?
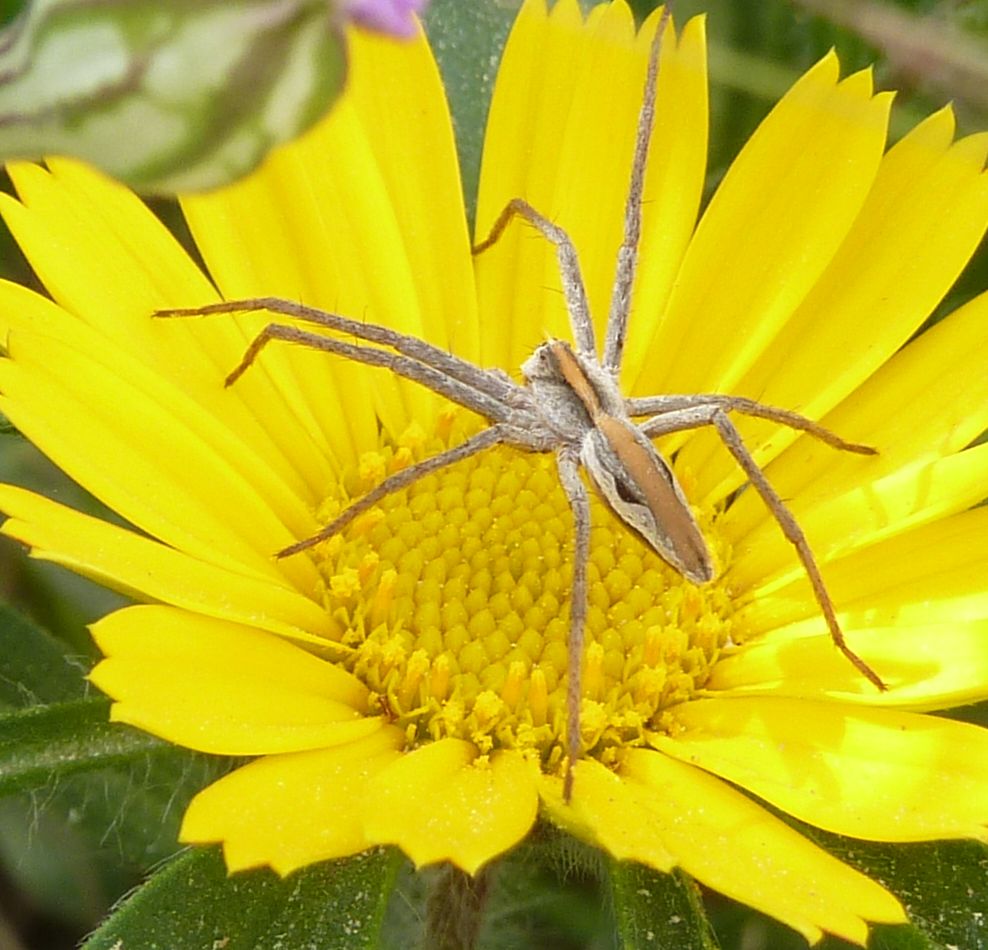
312, 417, 735, 773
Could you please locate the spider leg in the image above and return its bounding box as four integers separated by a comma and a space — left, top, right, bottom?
631, 394, 876, 455
556, 448, 592, 801
601, 7, 671, 378
641, 404, 886, 691
278, 426, 507, 557
155, 297, 518, 404
472, 197, 597, 360
222, 323, 512, 424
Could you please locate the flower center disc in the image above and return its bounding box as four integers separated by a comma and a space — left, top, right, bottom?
312, 415, 735, 772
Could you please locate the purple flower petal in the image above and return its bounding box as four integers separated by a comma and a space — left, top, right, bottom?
347, 0, 427, 39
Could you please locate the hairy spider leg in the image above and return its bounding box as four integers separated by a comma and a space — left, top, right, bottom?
556, 449, 592, 802
473, 198, 597, 359
157, 312, 531, 566
156, 297, 519, 404
627, 393, 878, 455
219, 323, 513, 423
602, 5, 672, 376
640, 404, 886, 690
278, 426, 507, 556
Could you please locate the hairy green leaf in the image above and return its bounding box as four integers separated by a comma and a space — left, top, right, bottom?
0, 602, 88, 707
84, 845, 402, 950
756, 814, 988, 949
608, 860, 721, 950
0, 697, 173, 796
0, 600, 231, 923
0, 0, 347, 192
0, 747, 226, 928
838, 838, 988, 950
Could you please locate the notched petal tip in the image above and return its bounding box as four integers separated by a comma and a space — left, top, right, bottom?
364, 744, 539, 875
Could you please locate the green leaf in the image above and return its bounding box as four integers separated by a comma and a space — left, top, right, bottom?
424, 0, 514, 227
0, 599, 169, 800
0, 696, 174, 795
0, 0, 347, 193
607, 860, 721, 950
837, 838, 988, 950
0, 748, 223, 928
83, 845, 403, 950
0, 0, 24, 28
0, 602, 88, 707
0, 599, 232, 926
41, 745, 229, 867
756, 815, 988, 949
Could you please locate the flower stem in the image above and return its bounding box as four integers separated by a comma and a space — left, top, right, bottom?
425, 864, 491, 950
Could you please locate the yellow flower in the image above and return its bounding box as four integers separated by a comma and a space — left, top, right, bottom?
1, 0, 988, 944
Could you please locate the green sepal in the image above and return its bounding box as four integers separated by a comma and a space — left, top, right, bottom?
408, 823, 720, 949
83, 845, 403, 950
0, 0, 347, 193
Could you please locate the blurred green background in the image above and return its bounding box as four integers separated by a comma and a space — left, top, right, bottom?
0, 0, 986, 947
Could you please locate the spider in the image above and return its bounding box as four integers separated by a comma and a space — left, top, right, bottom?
158, 8, 885, 800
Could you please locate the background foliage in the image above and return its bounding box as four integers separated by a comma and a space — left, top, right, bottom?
0, 0, 986, 948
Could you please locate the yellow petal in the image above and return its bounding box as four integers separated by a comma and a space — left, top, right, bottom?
543, 755, 903, 945
815, 287, 988, 483
723, 286, 988, 558
0, 484, 334, 644
180, 727, 405, 874
41, 157, 217, 306
682, 113, 988, 501
739, 507, 988, 636
347, 26, 478, 364
621, 750, 905, 945
363, 741, 538, 874
0, 164, 337, 492
729, 443, 988, 593
0, 278, 331, 515
625, 12, 708, 388
476, 2, 707, 373
2, 161, 209, 333
655, 697, 988, 842
90, 605, 377, 755
711, 619, 988, 710
0, 325, 323, 592
544, 0, 642, 345
180, 166, 373, 466
748, 108, 984, 404
718, 508, 988, 704
180, 133, 387, 462
539, 759, 676, 872
474, 0, 588, 370
648, 60, 893, 397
